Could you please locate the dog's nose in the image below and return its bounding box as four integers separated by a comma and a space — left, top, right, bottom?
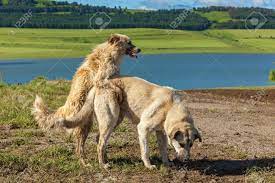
137, 48, 141, 53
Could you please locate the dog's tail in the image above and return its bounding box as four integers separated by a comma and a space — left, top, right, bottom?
32, 95, 59, 130
58, 88, 96, 129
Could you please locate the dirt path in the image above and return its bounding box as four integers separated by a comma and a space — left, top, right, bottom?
0, 89, 274, 182
186, 89, 275, 156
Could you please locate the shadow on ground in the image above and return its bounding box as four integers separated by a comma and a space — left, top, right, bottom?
175, 158, 275, 176
108, 155, 274, 176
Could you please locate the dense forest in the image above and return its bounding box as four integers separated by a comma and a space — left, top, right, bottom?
0, 0, 210, 30
1, 0, 275, 30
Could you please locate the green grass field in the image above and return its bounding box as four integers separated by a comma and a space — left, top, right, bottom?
197, 11, 232, 23
1, 28, 275, 59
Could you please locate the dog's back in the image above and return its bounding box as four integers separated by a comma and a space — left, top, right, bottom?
110, 76, 175, 123
59, 75, 188, 129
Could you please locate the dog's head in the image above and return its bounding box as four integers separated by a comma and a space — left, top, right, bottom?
169, 123, 202, 161
166, 100, 202, 161
108, 34, 141, 58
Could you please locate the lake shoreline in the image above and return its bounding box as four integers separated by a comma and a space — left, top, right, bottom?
2, 53, 275, 61
0, 54, 274, 88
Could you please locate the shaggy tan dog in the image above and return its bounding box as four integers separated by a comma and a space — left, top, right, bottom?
57, 76, 202, 169
33, 34, 140, 162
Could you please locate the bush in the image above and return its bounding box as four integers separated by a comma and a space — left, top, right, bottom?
269, 70, 275, 82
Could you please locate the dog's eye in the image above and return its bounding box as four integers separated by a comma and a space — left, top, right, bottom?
128, 41, 132, 44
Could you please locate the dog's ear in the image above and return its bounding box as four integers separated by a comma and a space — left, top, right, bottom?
169, 128, 179, 139
108, 34, 121, 44
169, 126, 186, 140
172, 90, 183, 104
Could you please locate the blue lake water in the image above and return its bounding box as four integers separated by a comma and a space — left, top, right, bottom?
0, 54, 274, 89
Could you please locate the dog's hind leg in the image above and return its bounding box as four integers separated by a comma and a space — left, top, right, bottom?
94, 90, 120, 169
74, 119, 93, 166
94, 111, 124, 145
97, 121, 117, 169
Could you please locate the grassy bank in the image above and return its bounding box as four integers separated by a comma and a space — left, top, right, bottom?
269, 70, 275, 82
0, 78, 274, 182
2, 28, 275, 59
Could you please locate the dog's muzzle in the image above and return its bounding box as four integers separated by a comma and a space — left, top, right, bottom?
126, 47, 141, 58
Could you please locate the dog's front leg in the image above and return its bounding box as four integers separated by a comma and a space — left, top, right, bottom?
156, 131, 173, 167
137, 123, 156, 170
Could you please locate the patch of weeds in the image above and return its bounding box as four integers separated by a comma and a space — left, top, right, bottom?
29, 76, 47, 86
223, 146, 248, 159
245, 166, 274, 183
0, 152, 28, 172
269, 70, 275, 82
110, 139, 133, 149
208, 108, 218, 113
0, 82, 7, 88
11, 138, 27, 147
116, 120, 131, 133
30, 145, 80, 173
116, 124, 128, 133
234, 150, 248, 159
108, 152, 145, 173
0, 78, 70, 128
15, 130, 44, 138
159, 165, 178, 180
159, 165, 171, 176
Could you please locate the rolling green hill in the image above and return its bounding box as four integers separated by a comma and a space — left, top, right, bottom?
197, 11, 232, 23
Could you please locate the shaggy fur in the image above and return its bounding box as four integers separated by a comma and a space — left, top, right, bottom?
33, 34, 140, 160
58, 76, 202, 169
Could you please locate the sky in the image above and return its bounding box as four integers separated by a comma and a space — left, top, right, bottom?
62, 0, 275, 10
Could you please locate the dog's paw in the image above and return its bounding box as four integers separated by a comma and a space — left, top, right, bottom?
146, 165, 157, 170
80, 158, 92, 168
103, 163, 111, 170
183, 155, 190, 162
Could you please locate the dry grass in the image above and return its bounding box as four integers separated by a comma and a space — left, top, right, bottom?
0, 79, 274, 182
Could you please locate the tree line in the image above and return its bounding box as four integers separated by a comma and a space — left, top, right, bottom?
1, 1, 275, 30
0, 0, 210, 30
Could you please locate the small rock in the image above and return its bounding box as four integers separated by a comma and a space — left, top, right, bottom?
234, 132, 241, 136
209, 179, 217, 183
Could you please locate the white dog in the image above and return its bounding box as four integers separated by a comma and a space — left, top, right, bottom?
58, 76, 202, 169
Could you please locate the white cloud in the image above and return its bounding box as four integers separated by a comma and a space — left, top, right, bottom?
137, 5, 156, 10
